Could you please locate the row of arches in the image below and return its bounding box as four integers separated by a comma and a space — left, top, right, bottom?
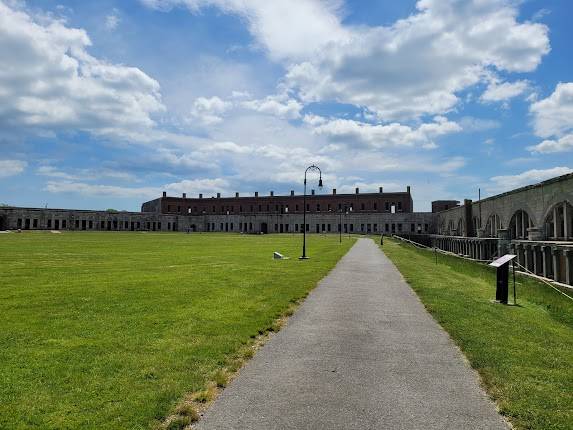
439, 201, 572, 241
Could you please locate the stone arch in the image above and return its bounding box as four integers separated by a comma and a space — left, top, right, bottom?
456, 218, 464, 236
448, 219, 455, 235
544, 200, 573, 240
509, 209, 534, 240
484, 213, 502, 238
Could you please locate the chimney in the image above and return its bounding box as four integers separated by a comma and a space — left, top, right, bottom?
311, 189, 315, 195
355, 187, 359, 194
407, 185, 411, 194
199, 193, 203, 199
270, 191, 274, 196
162, 191, 167, 197
379, 187, 383, 193
217, 193, 221, 198
332, 188, 337, 195
182, 193, 186, 198
290, 190, 295, 196
255, 191, 259, 197
235, 192, 239, 198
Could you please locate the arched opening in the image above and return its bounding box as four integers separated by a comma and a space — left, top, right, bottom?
456, 218, 464, 236
473, 216, 481, 236
509, 210, 533, 240
545, 201, 572, 240
485, 214, 501, 238
260, 222, 268, 234
448, 220, 455, 235
0, 215, 6, 230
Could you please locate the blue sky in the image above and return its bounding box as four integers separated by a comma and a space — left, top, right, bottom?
0, 0, 572, 211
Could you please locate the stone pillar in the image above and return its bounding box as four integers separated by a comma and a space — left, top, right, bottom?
553, 206, 558, 238
532, 246, 540, 275
542, 246, 551, 278
552, 247, 561, 282
564, 249, 573, 286
524, 245, 531, 272
564, 203, 569, 239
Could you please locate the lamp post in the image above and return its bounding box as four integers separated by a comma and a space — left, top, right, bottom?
300, 164, 323, 259
347, 206, 352, 238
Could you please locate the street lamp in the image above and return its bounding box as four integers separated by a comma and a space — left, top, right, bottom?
300, 164, 323, 259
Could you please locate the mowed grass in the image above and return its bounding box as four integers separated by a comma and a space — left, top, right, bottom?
0, 232, 355, 430
382, 238, 573, 430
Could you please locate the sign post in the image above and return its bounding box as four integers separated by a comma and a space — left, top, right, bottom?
489, 254, 517, 304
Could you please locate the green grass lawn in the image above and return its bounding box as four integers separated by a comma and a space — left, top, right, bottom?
382, 238, 573, 430
0, 232, 354, 430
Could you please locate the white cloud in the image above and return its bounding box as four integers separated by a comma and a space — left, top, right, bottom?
189, 96, 232, 125
529, 82, 573, 153
284, 0, 549, 120
141, 0, 348, 61
529, 134, 573, 154
0, 160, 27, 177
530, 82, 573, 138
489, 167, 573, 193
0, 2, 164, 139
241, 94, 302, 119
307, 115, 461, 149
145, 0, 549, 121
481, 80, 529, 103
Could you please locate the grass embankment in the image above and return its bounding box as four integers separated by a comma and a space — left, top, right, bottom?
382, 238, 573, 430
0, 232, 354, 429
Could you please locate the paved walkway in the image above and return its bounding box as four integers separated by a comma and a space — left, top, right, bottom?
196, 239, 508, 430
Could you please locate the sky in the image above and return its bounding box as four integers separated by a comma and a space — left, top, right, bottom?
0, 0, 572, 212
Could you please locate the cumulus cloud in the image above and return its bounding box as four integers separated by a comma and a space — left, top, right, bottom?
528, 82, 573, 153
0, 160, 27, 177
241, 94, 302, 119
480, 80, 529, 103
284, 0, 549, 120
0, 1, 164, 139
489, 167, 572, 193
189, 96, 232, 125
144, 0, 549, 121
307, 115, 461, 149
141, 0, 348, 61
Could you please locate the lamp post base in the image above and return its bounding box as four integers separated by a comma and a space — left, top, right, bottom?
299, 256, 310, 260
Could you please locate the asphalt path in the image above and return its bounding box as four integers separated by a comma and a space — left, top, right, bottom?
195, 238, 508, 429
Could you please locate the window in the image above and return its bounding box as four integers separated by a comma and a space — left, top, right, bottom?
338, 203, 342, 210
213, 206, 216, 213
188, 208, 192, 214
424, 224, 428, 232
374, 224, 378, 232
89, 220, 93, 229
47, 219, 52, 228
328, 204, 331, 211
361, 203, 365, 210
411, 223, 415, 232
317, 204, 321, 212
275, 224, 278, 232
398, 224, 402, 232
33, 219, 38, 228
258, 205, 262, 211
327, 224, 331, 232
350, 224, 354, 232
385, 223, 389, 232
296, 204, 299, 211
397, 202, 402, 211
307, 204, 310, 211
374, 203, 377, 210
295, 224, 299, 232
361, 224, 364, 232
220, 223, 224, 230
385, 202, 389, 211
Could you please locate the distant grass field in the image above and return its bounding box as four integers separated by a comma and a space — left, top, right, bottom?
382, 238, 573, 430
0, 232, 354, 430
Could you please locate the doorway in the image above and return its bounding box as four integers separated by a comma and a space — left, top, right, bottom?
261, 223, 268, 234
